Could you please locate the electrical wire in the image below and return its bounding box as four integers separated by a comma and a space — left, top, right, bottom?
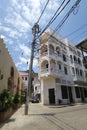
34, 0, 82, 51
37, 0, 71, 39
39, 0, 69, 34
53, 0, 81, 34
33, 0, 71, 56
64, 23, 87, 38
36, 0, 50, 24
71, 30, 87, 42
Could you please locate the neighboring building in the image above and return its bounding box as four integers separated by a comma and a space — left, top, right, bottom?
38, 29, 87, 105
19, 70, 40, 98
76, 39, 87, 83
0, 37, 23, 94
33, 73, 41, 100
76, 39, 87, 69
19, 71, 28, 91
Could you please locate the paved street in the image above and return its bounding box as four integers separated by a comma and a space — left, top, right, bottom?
0, 103, 87, 130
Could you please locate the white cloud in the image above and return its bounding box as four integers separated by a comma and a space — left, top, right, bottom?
5, 11, 30, 32
19, 57, 28, 64
33, 58, 38, 67
0, 0, 61, 72
47, 0, 59, 10
19, 44, 31, 57
16, 62, 22, 67
0, 25, 22, 39
0, 34, 5, 39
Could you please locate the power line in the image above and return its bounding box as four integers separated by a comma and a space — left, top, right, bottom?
53, 0, 81, 34
64, 23, 87, 38
33, 0, 70, 55
38, 0, 71, 39
71, 30, 87, 42
37, 0, 50, 24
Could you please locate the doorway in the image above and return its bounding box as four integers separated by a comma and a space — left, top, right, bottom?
80, 87, 85, 102
68, 87, 73, 103
48, 88, 55, 104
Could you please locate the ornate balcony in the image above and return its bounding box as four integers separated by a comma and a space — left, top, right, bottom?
40, 67, 64, 78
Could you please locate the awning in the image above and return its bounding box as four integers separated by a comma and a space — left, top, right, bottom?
76, 39, 87, 52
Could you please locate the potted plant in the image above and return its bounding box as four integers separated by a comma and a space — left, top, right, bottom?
0, 89, 13, 122
13, 92, 21, 109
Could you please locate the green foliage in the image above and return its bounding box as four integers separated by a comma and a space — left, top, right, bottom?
0, 89, 13, 112
85, 71, 87, 80
13, 92, 21, 104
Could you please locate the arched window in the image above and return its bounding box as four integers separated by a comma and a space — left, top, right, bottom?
41, 60, 48, 70
64, 66, 68, 75
70, 55, 73, 63
80, 69, 83, 76
49, 44, 54, 54
63, 54, 67, 62
78, 58, 81, 65
10, 66, 14, 77
74, 56, 77, 63
57, 61, 62, 70
56, 46, 60, 55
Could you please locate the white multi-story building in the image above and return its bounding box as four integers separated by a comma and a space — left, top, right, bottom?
19, 71, 29, 91
38, 29, 87, 105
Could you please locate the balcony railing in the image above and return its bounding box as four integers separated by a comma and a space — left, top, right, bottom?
40, 67, 64, 77
73, 75, 85, 82
40, 51, 62, 61
41, 52, 48, 57
56, 78, 74, 85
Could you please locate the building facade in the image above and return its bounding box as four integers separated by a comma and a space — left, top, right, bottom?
33, 74, 41, 100
0, 37, 23, 94
19, 71, 28, 91
19, 70, 41, 98
38, 29, 87, 105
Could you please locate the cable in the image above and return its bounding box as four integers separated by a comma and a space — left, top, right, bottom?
39, 0, 69, 34
71, 30, 87, 42
37, 0, 71, 39
53, 0, 81, 34
64, 23, 87, 38
35, 0, 81, 48
36, 0, 50, 24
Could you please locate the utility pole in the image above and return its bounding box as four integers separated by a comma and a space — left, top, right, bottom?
25, 23, 40, 115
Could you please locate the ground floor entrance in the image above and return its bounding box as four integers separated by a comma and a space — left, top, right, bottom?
68, 87, 73, 103
48, 88, 55, 104
80, 87, 85, 102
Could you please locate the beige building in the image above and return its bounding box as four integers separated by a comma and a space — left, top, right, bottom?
0, 37, 23, 94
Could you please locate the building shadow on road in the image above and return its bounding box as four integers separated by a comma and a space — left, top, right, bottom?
28, 113, 55, 116
0, 118, 16, 128
47, 102, 87, 108
47, 103, 75, 108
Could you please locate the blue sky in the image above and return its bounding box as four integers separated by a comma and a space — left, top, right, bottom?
0, 0, 87, 72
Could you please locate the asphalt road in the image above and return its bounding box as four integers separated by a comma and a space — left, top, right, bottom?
0, 103, 87, 130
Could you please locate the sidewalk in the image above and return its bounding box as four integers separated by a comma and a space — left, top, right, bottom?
0, 103, 70, 130
0, 103, 54, 130
0, 103, 87, 130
